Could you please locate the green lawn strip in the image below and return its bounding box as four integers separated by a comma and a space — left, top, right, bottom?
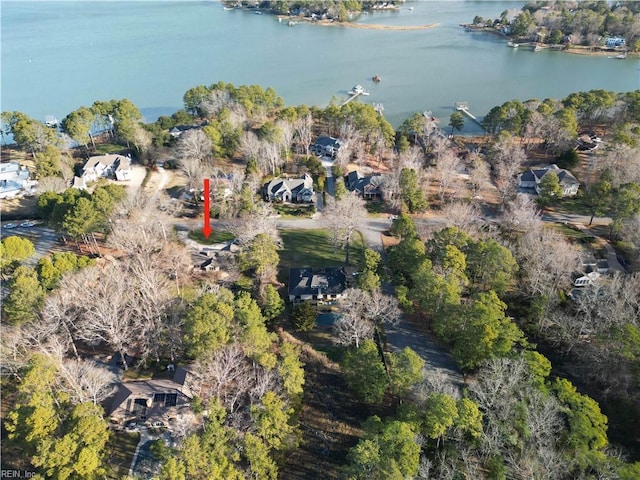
187, 229, 235, 244
105, 431, 140, 479
273, 203, 315, 218
278, 229, 365, 269
552, 223, 590, 239
93, 143, 127, 156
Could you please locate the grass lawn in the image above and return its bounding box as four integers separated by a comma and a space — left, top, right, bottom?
279, 229, 365, 270
273, 203, 315, 218
105, 431, 140, 479
551, 223, 593, 241
94, 143, 127, 156
187, 229, 235, 244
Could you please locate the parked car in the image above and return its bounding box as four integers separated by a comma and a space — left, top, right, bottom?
3, 223, 17, 229
20, 221, 36, 228
125, 422, 138, 432
149, 421, 166, 429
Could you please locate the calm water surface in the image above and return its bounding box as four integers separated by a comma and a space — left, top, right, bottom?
2, 1, 639, 131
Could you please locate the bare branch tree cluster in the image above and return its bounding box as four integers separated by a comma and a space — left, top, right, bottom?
321, 192, 366, 265
333, 288, 400, 348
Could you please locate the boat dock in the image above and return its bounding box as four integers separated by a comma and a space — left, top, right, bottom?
455, 102, 483, 128
341, 84, 370, 106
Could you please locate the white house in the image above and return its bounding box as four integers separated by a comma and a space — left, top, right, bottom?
605, 37, 625, 48
518, 164, 580, 197
82, 154, 132, 182
0, 162, 31, 199
263, 173, 314, 203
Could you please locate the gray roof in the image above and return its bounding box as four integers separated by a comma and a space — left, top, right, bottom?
522, 164, 579, 186
288, 267, 348, 297
314, 136, 341, 149
345, 171, 385, 195
264, 174, 313, 199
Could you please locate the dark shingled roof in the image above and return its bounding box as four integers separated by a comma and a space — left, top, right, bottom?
288, 267, 348, 297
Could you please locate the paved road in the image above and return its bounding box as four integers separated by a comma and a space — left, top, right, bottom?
385, 315, 463, 391
1, 223, 59, 267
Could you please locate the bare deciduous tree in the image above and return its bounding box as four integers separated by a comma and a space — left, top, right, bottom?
175, 129, 212, 188
176, 156, 204, 191
259, 141, 283, 176
467, 152, 491, 198
201, 88, 232, 118
333, 310, 375, 349
72, 265, 140, 370
293, 113, 314, 157
40, 288, 83, 358
514, 221, 580, 303
276, 119, 295, 158
107, 211, 169, 256
57, 358, 116, 405
333, 288, 400, 347
176, 129, 212, 162
442, 202, 483, 235
415, 368, 461, 401
37, 176, 68, 193
431, 150, 461, 203
321, 192, 366, 265
229, 201, 278, 246
489, 135, 526, 207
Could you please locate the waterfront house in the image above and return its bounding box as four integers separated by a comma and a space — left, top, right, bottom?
0, 162, 31, 199
518, 164, 579, 197
345, 170, 386, 199
605, 37, 625, 48
82, 154, 132, 182
288, 267, 353, 305
263, 173, 314, 203
109, 366, 200, 426
311, 136, 341, 158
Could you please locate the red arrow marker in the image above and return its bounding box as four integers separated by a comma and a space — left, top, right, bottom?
203, 178, 211, 239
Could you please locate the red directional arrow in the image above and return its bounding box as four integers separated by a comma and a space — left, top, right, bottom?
203, 178, 211, 239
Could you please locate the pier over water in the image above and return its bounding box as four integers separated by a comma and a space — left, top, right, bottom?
455, 102, 484, 128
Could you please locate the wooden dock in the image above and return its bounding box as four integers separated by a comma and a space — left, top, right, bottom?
455, 102, 484, 128
341, 85, 370, 106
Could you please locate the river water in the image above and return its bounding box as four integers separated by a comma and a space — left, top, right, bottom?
2, 1, 639, 132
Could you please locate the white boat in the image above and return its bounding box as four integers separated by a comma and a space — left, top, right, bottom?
534, 44, 542, 52
610, 52, 627, 59
44, 115, 58, 128
507, 41, 519, 48
349, 84, 370, 96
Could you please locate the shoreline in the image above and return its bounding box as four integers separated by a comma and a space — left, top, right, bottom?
460, 24, 638, 58
278, 15, 439, 31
